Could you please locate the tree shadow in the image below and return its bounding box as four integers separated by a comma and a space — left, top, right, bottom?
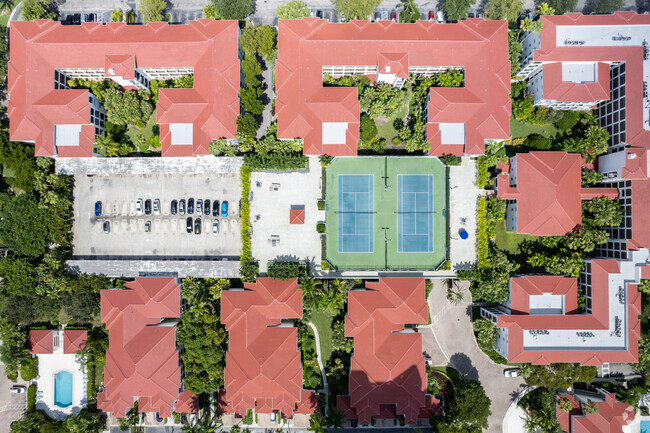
449, 352, 479, 382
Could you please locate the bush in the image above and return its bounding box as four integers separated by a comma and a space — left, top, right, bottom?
317, 200, 325, 211
370, 137, 387, 154
239, 165, 259, 283
320, 261, 331, 270
525, 134, 552, 150
438, 154, 462, 166
22, 0, 57, 20
112, 7, 124, 22
399, 0, 421, 22
316, 223, 325, 234
243, 153, 308, 172
20, 357, 38, 381
237, 112, 259, 139
554, 110, 580, 131
267, 261, 308, 281
27, 384, 36, 413
359, 114, 377, 142
433, 69, 464, 87
243, 409, 254, 425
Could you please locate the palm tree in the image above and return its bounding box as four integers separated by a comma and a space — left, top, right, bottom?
182, 415, 222, 433
326, 407, 345, 428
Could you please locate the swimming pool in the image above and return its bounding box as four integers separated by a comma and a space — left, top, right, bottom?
54, 370, 72, 408
642, 420, 650, 433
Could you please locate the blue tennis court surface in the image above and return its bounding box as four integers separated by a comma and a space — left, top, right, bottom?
398, 174, 433, 252
338, 175, 374, 253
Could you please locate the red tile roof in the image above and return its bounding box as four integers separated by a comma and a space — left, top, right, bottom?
498, 268, 642, 365
535, 12, 650, 149
498, 152, 618, 235
276, 18, 511, 156
338, 278, 436, 425
97, 277, 182, 417
541, 62, 610, 104
63, 330, 87, 354
174, 390, 199, 414
556, 394, 635, 433
29, 330, 53, 354
9, 19, 239, 158
221, 278, 317, 418
289, 207, 305, 224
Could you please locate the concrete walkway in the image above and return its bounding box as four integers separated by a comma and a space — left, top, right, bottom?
448, 157, 478, 271
308, 322, 329, 413
257, 65, 275, 139
503, 386, 534, 433
419, 279, 526, 433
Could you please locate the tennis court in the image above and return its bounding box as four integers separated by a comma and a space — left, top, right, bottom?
398, 174, 433, 253
325, 157, 447, 270
338, 175, 374, 253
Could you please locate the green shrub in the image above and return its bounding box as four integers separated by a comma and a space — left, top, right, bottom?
525, 134, 552, 150
319, 154, 334, 166
392, 136, 401, 146
317, 200, 325, 211
360, 113, 377, 142
433, 69, 464, 87
316, 223, 325, 234
243, 153, 308, 172
267, 261, 308, 281
439, 260, 451, 271
321, 261, 331, 270
438, 154, 462, 166
20, 357, 38, 381
243, 409, 254, 425
239, 165, 258, 282
27, 384, 36, 413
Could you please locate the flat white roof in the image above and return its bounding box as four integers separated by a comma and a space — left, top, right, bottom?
562, 62, 597, 83
439, 123, 465, 145
54, 125, 81, 147
529, 293, 564, 315
322, 122, 348, 145
169, 123, 193, 146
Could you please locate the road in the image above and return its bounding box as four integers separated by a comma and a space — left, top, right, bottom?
420, 279, 526, 433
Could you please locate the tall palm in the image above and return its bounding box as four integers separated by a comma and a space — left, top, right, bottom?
326, 408, 345, 428
182, 415, 222, 433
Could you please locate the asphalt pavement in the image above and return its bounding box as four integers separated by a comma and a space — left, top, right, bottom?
0, 367, 27, 433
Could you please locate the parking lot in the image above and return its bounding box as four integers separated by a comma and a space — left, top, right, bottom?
72, 173, 241, 258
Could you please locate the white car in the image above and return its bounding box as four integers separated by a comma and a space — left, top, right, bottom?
9, 386, 26, 394
213, 220, 219, 234
136, 199, 143, 215
153, 199, 160, 215
437, 11, 445, 23
503, 368, 520, 377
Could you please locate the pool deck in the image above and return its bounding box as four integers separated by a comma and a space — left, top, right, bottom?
34, 332, 86, 420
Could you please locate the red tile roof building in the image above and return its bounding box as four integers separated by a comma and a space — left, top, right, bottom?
337, 278, 438, 425
556, 393, 635, 433
98, 277, 192, 417
220, 278, 318, 418
289, 207, 305, 224
277, 18, 511, 156
480, 263, 644, 364
9, 19, 239, 157
29, 330, 54, 354
63, 330, 87, 354
497, 152, 618, 235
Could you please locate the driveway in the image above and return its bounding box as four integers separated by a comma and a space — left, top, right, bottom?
420, 279, 525, 433
0, 367, 27, 433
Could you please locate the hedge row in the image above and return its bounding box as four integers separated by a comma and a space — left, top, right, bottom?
477, 198, 490, 269
239, 165, 259, 282
243, 153, 308, 172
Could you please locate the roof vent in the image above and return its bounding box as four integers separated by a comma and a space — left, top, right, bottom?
385, 66, 391, 73
628, 153, 637, 159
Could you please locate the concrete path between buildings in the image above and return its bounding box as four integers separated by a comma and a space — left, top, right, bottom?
308, 322, 330, 413
257, 66, 275, 139
419, 279, 526, 433
448, 156, 478, 271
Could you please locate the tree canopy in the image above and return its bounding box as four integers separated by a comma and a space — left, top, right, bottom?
139, 0, 166, 22
592, 0, 622, 14
0, 193, 52, 257
22, 0, 57, 21
0, 138, 37, 192
546, 0, 576, 14
276, 1, 311, 19
484, 0, 523, 22
441, 0, 475, 21
450, 380, 492, 430
524, 363, 597, 390
333, 0, 382, 20
206, 0, 253, 20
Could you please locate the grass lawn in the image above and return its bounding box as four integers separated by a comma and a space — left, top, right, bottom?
429, 366, 465, 388
494, 219, 537, 254
125, 110, 157, 150
376, 92, 410, 141
0, 2, 15, 28
510, 118, 558, 139
310, 308, 333, 363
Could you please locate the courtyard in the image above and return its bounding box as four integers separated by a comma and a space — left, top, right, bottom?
325, 157, 447, 270
71, 172, 241, 258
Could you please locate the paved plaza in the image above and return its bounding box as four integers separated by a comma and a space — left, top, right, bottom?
448, 156, 478, 270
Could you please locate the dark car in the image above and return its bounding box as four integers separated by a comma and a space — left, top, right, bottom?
171, 200, 177, 215
73, 13, 81, 25
204, 199, 210, 216
196, 199, 203, 216
186, 217, 193, 233
144, 199, 152, 215
212, 200, 219, 217
94, 201, 102, 217
88, 13, 96, 22
194, 218, 201, 235
468, 12, 475, 18
145, 221, 151, 233
221, 201, 229, 218
187, 198, 194, 214
103, 221, 110, 234
179, 199, 186, 215
65, 15, 74, 25
316, 10, 322, 18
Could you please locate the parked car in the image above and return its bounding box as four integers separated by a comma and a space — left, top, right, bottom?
437, 11, 445, 22
316, 10, 322, 18
171, 200, 177, 215
468, 12, 475, 18
428, 10, 435, 20
153, 199, 160, 215
179, 199, 185, 215
73, 13, 81, 25
187, 198, 194, 215
212, 220, 219, 234
136, 199, 143, 215
221, 201, 229, 218
144, 221, 151, 233
94, 201, 102, 216
81, 14, 87, 23
374, 12, 381, 21
196, 199, 203, 216
391, 10, 397, 21
212, 200, 219, 217
88, 13, 96, 22
270, 412, 277, 423
186, 217, 193, 233
9, 386, 25, 394
194, 218, 201, 234
425, 356, 433, 367
103, 221, 110, 234
204, 199, 210, 216
65, 15, 74, 25
503, 368, 520, 377
144, 199, 152, 215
